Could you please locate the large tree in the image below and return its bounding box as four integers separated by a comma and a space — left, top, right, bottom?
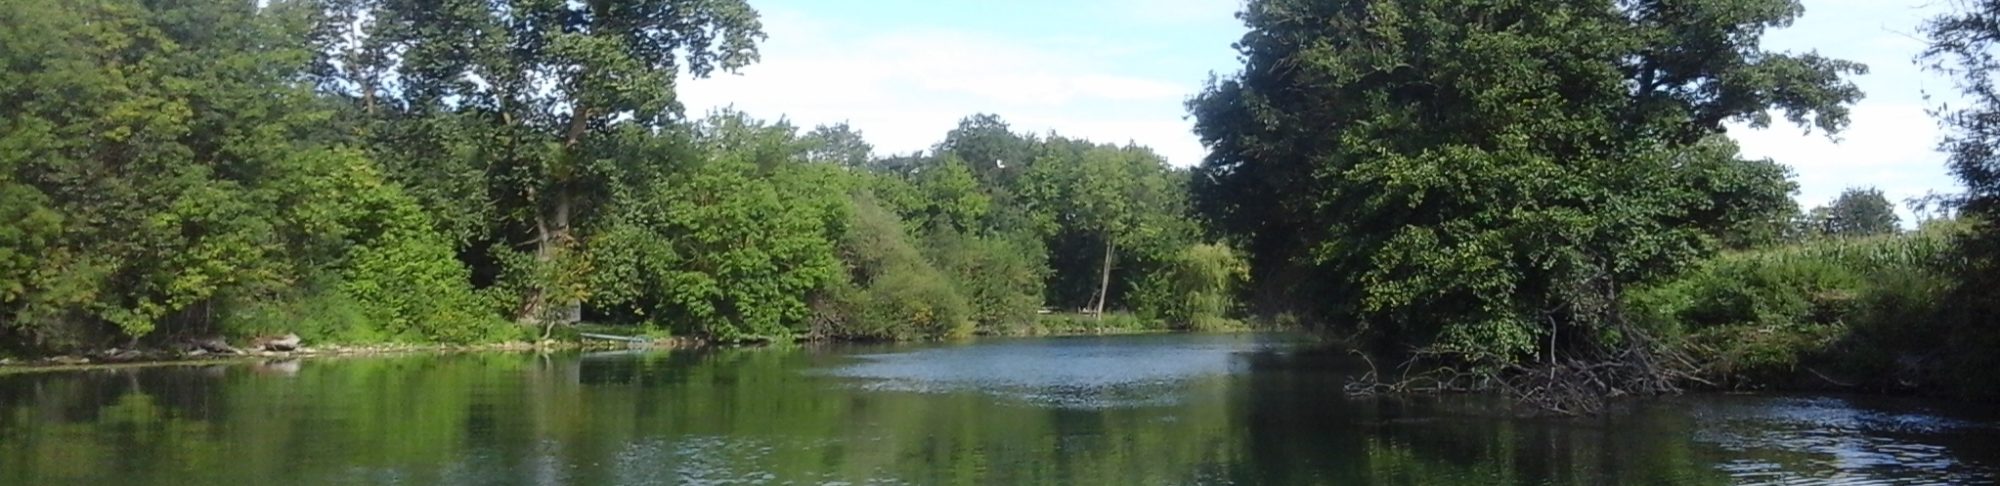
0, 0, 497, 348
1922, 0, 2000, 395
1190, 0, 1860, 385
311, 0, 765, 325
1020, 142, 1191, 316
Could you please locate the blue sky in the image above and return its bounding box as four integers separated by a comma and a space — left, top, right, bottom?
680, 0, 1962, 222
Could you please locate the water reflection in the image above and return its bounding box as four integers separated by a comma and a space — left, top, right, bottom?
0, 333, 1992, 485
1688, 395, 2000, 484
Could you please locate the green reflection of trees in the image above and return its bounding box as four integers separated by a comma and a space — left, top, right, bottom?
0, 347, 1767, 485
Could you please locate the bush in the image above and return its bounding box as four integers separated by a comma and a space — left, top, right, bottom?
858, 266, 973, 340
820, 195, 973, 340
221, 281, 379, 345
341, 232, 507, 344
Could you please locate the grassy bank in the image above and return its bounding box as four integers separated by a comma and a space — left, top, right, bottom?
1626, 223, 1994, 396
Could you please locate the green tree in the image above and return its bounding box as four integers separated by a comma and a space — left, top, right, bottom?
2, 0, 324, 344
819, 196, 973, 340
1921, 0, 2000, 397
908, 156, 993, 233
1810, 187, 1901, 238
1190, 0, 1862, 388
311, 0, 767, 326
802, 123, 875, 167
938, 114, 1038, 187
1134, 243, 1250, 331
588, 116, 846, 340
1021, 143, 1190, 317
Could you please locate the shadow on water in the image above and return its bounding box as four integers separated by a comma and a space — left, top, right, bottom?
0, 333, 1994, 485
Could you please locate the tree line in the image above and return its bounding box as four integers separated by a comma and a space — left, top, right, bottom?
4, 0, 1998, 406
1190, 0, 2000, 407
0, 0, 1244, 353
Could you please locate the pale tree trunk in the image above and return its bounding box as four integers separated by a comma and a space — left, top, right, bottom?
1092, 237, 1114, 321
518, 187, 551, 325
518, 102, 591, 327
519, 189, 582, 326
552, 191, 580, 324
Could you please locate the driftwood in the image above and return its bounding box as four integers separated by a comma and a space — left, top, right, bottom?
253, 333, 302, 352
186, 336, 245, 355
1344, 266, 1712, 416
1346, 337, 1705, 416
578, 332, 649, 344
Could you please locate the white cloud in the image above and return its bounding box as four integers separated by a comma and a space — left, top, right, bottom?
1730, 103, 1958, 223
1727, 0, 1965, 225
679, 8, 1209, 166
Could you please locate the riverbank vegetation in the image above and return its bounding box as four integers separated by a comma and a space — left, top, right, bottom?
0, 0, 1247, 357
3, 0, 1998, 411
1192, 0, 2000, 410
1625, 221, 1981, 394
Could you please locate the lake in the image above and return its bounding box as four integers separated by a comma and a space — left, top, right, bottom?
1, 333, 1994, 485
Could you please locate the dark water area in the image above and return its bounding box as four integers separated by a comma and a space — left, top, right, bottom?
0, 333, 1994, 485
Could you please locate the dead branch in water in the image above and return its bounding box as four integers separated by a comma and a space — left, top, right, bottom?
1344, 264, 1714, 416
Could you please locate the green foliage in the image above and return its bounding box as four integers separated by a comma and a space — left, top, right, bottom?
1626, 228, 1961, 388
910, 156, 993, 233
0, 183, 57, 305
1019, 140, 1196, 311
938, 114, 1038, 187
924, 229, 1048, 333
221, 280, 376, 345
341, 231, 504, 344
313, 0, 768, 325
274, 148, 501, 344
590, 155, 845, 342
1135, 243, 1250, 331
1033, 312, 1161, 335
1923, 3, 2000, 398
1190, 0, 1862, 370
1806, 187, 1902, 238
802, 123, 875, 168
0, 0, 1248, 354
817, 196, 972, 340
1, 0, 356, 346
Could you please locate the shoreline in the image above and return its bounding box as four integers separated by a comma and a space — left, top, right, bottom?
0, 338, 700, 375
0, 327, 1189, 375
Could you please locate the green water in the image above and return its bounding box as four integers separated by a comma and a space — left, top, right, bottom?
0, 333, 1994, 485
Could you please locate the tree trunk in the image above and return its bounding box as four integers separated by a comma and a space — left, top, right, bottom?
1093, 237, 1114, 321
550, 189, 581, 325
518, 188, 581, 326
517, 188, 552, 325
518, 91, 593, 327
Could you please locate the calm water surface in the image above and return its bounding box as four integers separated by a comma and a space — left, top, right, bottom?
0, 333, 1994, 485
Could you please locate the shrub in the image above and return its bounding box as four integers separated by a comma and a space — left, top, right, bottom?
341, 231, 506, 344
821, 195, 973, 340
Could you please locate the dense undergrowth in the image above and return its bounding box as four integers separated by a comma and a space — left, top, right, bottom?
1627, 222, 1998, 398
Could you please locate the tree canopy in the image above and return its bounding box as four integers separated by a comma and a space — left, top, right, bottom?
1809, 187, 1901, 238
0, 0, 1244, 353
1190, 0, 1861, 376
